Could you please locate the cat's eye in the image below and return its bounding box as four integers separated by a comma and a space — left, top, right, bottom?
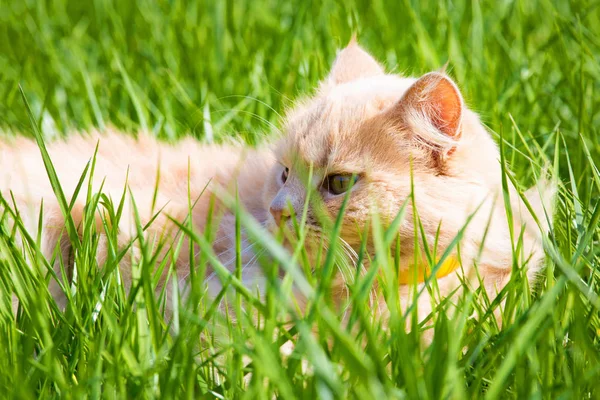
281, 167, 289, 184
326, 174, 358, 195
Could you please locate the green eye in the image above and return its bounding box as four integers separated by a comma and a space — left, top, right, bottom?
327, 174, 358, 195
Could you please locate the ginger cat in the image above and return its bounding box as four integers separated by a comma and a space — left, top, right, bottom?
1, 42, 550, 322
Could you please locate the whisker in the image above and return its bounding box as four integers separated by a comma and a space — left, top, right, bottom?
242, 254, 260, 274
205, 242, 256, 283
242, 249, 266, 276
308, 228, 379, 314
211, 108, 283, 135
215, 95, 284, 120
178, 219, 270, 289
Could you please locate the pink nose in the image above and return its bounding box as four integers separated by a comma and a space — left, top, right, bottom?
269, 205, 291, 225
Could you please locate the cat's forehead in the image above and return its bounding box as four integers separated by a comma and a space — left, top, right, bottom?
279, 75, 416, 168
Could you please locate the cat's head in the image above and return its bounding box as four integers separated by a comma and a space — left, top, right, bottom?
262, 41, 502, 258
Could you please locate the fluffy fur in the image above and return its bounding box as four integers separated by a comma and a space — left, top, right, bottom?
1, 42, 551, 322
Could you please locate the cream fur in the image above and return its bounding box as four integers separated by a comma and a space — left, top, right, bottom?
1, 42, 551, 325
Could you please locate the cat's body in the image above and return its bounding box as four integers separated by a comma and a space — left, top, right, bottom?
1, 133, 275, 303
1, 42, 551, 322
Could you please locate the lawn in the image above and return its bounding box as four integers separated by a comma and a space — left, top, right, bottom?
1, 0, 600, 398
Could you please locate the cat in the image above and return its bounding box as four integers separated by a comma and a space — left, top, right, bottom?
1, 40, 552, 323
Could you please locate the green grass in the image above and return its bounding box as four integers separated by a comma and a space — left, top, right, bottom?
1, 0, 600, 398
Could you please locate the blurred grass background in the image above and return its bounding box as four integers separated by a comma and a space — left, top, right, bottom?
1, 0, 600, 398
2, 1, 598, 161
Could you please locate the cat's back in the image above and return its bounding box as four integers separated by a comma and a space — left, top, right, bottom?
0, 130, 273, 208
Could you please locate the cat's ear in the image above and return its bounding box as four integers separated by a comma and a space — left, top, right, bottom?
326, 40, 384, 85
395, 72, 464, 155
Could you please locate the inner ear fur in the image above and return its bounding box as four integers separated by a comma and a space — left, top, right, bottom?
393, 72, 464, 157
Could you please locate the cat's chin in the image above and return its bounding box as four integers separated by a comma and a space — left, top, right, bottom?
264, 220, 327, 258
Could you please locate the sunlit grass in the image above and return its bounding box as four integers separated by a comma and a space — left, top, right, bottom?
1, 0, 600, 398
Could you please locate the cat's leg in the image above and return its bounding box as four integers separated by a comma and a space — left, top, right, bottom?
5, 195, 116, 311
4, 196, 76, 311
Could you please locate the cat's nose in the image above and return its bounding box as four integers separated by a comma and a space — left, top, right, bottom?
269, 204, 291, 225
